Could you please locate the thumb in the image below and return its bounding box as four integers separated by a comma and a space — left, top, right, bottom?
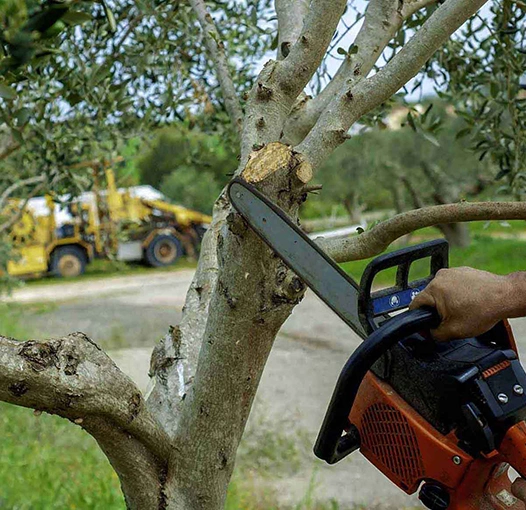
409, 290, 436, 311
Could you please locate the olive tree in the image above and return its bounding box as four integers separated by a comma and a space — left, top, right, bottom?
2, 1, 526, 509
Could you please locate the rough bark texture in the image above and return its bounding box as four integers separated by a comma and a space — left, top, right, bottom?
0, 1, 503, 509
0, 333, 171, 508
275, 0, 309, 60
166, 144, 310, 509
296, 0, 490, 167
282, 0, 434, 145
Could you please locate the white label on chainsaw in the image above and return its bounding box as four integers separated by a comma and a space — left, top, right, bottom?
389, 295, 400, 307
496, 490, 518, 507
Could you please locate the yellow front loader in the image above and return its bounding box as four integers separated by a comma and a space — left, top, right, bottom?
3, 162, 212, 279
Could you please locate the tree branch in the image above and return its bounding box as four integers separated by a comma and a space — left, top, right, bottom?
0, 179, 49, 235
240, 0, 346, 164
0, 126, 21, 162
189, 0, 244, 136
296, 0, 489, 168
319, 201, 526, 263
0, 180, 48, 235
147, 190, 230, 438
283, 0, 406, 144
275, 0, 309, 60
0, 175, 46, 211
282, 0, 439, 145
0, 333, 171, 509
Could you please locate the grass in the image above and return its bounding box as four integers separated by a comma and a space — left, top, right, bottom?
341, 224, 526, 286
0, 404, 125, 509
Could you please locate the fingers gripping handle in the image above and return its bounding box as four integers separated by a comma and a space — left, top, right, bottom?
314, 307, 441, 464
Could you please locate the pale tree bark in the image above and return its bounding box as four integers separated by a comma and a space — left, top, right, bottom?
189, 0, 244, 136
320, 201, 526, 263
275, 0, 309, 60
296, 0, 490, 167
0, 333, 171, 509
282, 0, 437, 145
1, 1, 511, 509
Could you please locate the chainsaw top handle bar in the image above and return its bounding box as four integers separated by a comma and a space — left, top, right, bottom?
314, 307, 441, 464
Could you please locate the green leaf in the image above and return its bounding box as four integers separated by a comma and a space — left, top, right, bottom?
348, 45, 359, 55
15, 107, 31, 127
422, 103, 433, 122
336, 47, 347, 55
490, 80, 499, 98
420, 130, 440, 147
10, 128, 23, 145
0, 83, 17, 100
101, 0, 117, 32
62, 11, 92, 26
270, 33, 278, 51
495, 167, 510, 180
455, 127, 471, 140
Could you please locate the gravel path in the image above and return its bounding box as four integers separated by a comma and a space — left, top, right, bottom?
7, 270, 526, 509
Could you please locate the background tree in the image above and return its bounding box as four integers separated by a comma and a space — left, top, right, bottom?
433, 0, 525, 197
0, 0, 273, 288
315, 108, 495, 246
137, 125, 236, 213
2, 1, 526, 510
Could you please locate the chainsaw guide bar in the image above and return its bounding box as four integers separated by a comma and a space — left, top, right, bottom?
228, 178, 366, 339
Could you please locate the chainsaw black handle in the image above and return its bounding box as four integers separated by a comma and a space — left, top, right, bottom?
314, 307, 441, 464
358, 239, 448, 334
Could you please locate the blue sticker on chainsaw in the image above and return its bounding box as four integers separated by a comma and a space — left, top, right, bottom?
372, 284, 428, 315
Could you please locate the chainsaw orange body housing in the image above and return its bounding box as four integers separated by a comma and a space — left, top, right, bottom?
349, 321, 526, 509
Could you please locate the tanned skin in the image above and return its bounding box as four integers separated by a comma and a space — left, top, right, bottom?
409, 267, 526, 341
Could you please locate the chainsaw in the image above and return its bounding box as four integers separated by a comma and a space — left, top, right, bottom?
228, 177, 526, 510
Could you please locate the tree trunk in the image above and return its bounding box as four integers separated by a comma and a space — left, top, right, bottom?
0, 1, 498, 509
437, 222, 471, 248
343, 190, 364, 224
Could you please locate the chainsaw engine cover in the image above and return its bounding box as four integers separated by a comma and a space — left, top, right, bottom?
373, 321, 526, 444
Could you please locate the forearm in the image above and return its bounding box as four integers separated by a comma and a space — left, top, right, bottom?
504, 272, 526, 319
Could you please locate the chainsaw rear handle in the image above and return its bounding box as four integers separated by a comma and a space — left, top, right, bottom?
314, 307, 441, 464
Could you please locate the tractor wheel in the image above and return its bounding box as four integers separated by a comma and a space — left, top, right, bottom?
145, 234, 183, 267
50, 246, 87, 278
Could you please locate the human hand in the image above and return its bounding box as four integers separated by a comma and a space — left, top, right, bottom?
409, 267, 514, 341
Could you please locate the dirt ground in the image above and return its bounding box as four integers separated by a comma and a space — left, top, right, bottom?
8, 270, 526, 509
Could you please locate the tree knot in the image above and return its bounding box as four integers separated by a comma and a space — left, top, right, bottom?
256, 82, 273, 101
19, 340, 61, 372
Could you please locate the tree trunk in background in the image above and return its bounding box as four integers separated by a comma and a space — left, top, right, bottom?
402, 164, 472, 248
437, 222, 471, 248
343, 189, 364, 224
